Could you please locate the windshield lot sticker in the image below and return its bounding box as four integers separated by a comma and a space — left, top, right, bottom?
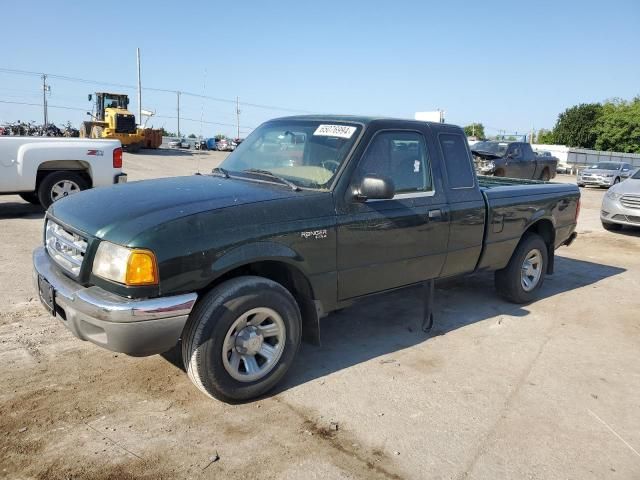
414, 160, 421, 173
313, 125, 357, 139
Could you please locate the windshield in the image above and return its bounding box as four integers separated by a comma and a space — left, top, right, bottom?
471, 141, 509, 156
221, 120, 362, 189
588, 162, 620, 170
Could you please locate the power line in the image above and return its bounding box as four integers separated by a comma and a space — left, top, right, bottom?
0, 67, 311, 113
0, 100, 253, 130
0, 99, 85, 111
154, 114, 254, 130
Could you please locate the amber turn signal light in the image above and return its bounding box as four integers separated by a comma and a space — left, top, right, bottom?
125, 250, 158, 285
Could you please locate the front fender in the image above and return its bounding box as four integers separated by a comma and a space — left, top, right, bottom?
212, 241, 307, 277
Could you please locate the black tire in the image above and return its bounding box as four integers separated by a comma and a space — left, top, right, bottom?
495, 233, 548, 304
577, 183, 585, 188
494, 169, 505, 177
601, 220, 623, 231
613, 178, 620, 185
19, 192, 41, 205
182, 276, 302, 402
37, 171, 89, 209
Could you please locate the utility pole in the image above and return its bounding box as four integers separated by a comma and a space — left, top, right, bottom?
136, 48, 142, 127
236, 96, 240, 140
42, 74, 49, 125
176, 91, 181, 137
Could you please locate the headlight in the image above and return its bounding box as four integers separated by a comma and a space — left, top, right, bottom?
604, 174, 614, 178
606, 190, 623, 201
93, 241, 158, 286
482, 161, 495, 171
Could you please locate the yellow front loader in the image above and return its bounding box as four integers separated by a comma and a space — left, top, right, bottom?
80, 92, 145, 152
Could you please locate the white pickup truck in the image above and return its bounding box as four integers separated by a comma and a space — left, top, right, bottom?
0, 137, 127, 208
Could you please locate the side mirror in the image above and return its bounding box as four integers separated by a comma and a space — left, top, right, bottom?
355, 175, 395, 201
88, 94, 92, 102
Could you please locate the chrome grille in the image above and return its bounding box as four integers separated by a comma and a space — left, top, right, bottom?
621, 195, 640, 209
45, 220, 87, 276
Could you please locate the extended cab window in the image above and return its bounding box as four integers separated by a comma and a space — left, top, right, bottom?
357, 131, 432, 194
439, 133, 474, 189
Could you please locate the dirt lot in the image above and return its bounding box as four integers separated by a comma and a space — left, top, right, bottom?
1, 151, 639, 479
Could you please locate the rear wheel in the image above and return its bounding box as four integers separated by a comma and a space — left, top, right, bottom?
540, 168, 550, 181
19, 192, 40, 205
494, 169, 505, 177
601, 220, 623, 231
182, 276, 301, 402
37, 171, 89, 209
495, 233, 548, 304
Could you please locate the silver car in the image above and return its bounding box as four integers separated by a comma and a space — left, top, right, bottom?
577, 161, 634, 188
601, 168, 640, 230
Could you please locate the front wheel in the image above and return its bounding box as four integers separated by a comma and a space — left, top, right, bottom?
495, 233, 548, 304
182, 276, 301, 402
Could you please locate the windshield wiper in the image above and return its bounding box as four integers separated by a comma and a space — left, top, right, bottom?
243, 168, 300, 191
211, 167, 230, 178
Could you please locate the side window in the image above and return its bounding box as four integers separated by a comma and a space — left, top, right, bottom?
357, 131, 432, 194
511, 146, 522, 159
439, 133, 475, 189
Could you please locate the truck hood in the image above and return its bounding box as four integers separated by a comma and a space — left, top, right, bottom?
472, 150, 503, 160
48, 175, 303, 244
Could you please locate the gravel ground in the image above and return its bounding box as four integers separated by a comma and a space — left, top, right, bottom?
1, 152, 639, 479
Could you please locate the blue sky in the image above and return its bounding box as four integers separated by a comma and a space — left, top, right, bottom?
1, 0, 638, 137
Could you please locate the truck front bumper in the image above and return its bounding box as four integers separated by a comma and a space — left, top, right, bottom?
32, 246, 197, 356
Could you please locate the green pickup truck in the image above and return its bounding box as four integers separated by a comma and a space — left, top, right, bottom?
33, 116, 580, 402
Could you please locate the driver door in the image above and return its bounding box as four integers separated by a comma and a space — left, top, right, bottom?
336, 129, 450, 300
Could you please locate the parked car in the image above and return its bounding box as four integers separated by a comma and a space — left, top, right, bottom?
577, 162, 634, 188
168, 138, 191, 149
194, 140, 208, 150
600, 167, 640, 230
216, 138, 229, 151
471, 141, 557, 181
33, 115, 579, 402
0, 137, 126, 208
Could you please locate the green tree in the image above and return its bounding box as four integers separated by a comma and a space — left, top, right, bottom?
463, 123, 486, 139
215, 133, 226, 141
593, 98, 640, 153
188, 133, 196, 138
536, 128, 555, 144
553, 103, 603, 148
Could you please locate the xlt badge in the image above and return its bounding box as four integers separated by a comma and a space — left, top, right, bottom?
301, 229, 327, 240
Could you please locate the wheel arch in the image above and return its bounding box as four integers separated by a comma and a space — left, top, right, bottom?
523, 217, 555, 274
36, 160, 94, 188
200, 244, 322, 345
